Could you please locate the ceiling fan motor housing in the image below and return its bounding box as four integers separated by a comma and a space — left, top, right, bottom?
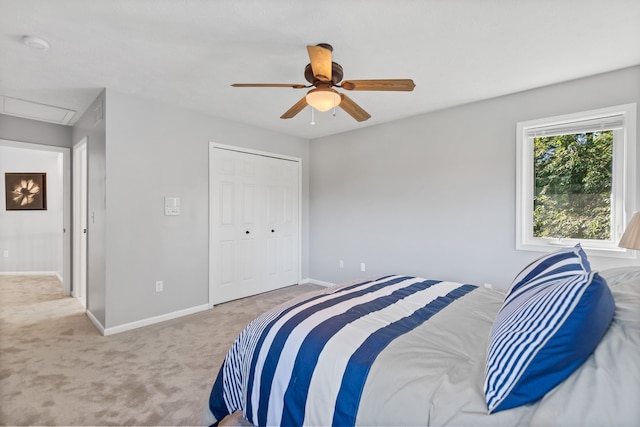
304, 62, 344, 85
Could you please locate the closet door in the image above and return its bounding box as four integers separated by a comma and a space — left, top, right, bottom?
263, 155, 299, 291
210, 146, 299, 305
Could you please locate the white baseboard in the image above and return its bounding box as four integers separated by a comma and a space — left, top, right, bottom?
102, 303, 210, 336
300, 277, 336, 287
0, 271, 58, 276
85, 309, 105, 335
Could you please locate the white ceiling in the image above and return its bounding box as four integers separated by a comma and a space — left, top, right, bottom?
1, 0, 639, 139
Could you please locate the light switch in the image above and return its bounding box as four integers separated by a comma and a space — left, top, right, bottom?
164, 197, 180, 216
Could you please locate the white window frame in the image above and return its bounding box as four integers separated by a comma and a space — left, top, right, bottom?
516, 103, 637, 258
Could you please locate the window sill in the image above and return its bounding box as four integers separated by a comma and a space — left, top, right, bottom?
517, 239, 637, 259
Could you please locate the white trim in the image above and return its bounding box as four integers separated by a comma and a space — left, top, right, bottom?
72, 137, 88, 308
209, 142, 300, 163
85, 309, 105, 335
0, 271, 59, 276
301, 277, 336, 287
102, 304, 210, 336
516, 103, 637, 259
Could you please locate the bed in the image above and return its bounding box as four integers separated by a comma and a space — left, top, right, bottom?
203, 246, 640, 426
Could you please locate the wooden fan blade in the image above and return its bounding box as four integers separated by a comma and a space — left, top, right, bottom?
338, 94, 371, 122
307, 45, 332, 82
341, 79, 416, 91
280, 96, 308, 119
231, 83, 307, 89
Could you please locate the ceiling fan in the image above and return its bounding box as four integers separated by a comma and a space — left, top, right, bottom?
231, 43, 416, 122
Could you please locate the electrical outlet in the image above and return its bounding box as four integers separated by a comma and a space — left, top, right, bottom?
339, 260, 344, 269
155, 280, 163, 292
360, 263, 366, 272
2, 250, 8, 258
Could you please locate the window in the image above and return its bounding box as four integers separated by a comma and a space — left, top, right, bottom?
516, 103, 637, 258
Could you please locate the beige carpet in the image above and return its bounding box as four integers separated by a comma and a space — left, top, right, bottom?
0, 275, 321, 426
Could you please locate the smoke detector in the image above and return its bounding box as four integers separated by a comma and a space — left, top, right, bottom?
22, 35, 50, 50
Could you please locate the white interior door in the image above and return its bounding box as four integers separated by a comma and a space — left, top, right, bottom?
73, 138, 88, 308
209, 144, 300, 305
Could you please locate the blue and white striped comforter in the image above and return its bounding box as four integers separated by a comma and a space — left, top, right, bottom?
206, 275, 477, 426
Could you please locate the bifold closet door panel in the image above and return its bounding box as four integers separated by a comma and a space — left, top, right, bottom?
263, 155, 299, 292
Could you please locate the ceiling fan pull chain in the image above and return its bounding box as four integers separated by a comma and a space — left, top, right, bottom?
310, 106, 315, 125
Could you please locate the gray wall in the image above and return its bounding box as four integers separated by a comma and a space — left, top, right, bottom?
2, 90, 310, 331
0, 114, 72, 148
72, 90, 108, 326
103, 90, 309, 328
309, 66, 640, 289
3, 65, 637, 329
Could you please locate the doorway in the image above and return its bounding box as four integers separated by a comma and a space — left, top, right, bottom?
0, 139, 70, 293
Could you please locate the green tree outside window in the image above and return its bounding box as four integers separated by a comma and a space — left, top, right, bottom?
533, 131, 613, 240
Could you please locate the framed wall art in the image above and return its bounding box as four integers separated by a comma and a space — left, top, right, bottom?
4, 172, 47, 211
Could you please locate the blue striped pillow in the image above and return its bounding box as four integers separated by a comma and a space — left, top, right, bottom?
484, 247, 614, 413
509, 244, 591, 293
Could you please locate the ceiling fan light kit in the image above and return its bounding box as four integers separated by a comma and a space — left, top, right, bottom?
231, 43, 415, 122
305, 88, 341, 112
